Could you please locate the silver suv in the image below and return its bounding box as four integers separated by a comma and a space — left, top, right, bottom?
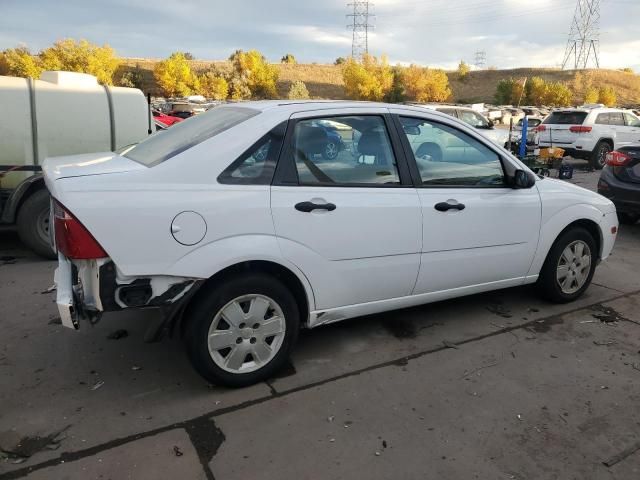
537, 105, 640, 169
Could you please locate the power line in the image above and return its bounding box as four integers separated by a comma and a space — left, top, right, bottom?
562, 0, 601, 69
347, 1, 375, 60
474, 50, 486, 69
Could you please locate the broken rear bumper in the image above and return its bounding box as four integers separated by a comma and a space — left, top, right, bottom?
54, 254, 202, 330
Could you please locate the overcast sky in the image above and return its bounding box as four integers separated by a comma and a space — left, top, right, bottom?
1, 0, 639, 70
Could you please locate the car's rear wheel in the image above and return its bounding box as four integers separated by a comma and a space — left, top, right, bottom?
16, 189, 56, 259
618, 212, 639, 225
184, 273, 300, 387
591, 141, 611, 170
537, 227, 597, 303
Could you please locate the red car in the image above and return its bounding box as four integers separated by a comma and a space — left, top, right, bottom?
152, 110, 183, 126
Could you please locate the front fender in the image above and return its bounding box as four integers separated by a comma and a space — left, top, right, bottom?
527, 203, 607, 276
165, 234, 316, 312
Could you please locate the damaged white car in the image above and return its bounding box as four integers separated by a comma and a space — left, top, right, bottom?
44, 101, 618, 387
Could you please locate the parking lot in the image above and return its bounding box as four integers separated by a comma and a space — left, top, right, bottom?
1, 167, 639, 479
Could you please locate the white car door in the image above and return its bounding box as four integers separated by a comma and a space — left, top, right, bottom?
622, 112, 640, 146
392, 110, 542, 294
270, 110, 422, 310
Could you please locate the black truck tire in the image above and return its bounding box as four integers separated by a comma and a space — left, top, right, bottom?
16, 189, 56, 259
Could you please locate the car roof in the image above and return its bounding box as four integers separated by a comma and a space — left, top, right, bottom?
215, 100, 458, 121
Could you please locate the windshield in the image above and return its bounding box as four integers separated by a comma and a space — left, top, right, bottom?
123, 106, 259, 166
543, 111, 588, 125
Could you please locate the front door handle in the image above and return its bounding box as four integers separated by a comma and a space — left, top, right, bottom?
295, 201, 337, 213
434, 201, 465, 212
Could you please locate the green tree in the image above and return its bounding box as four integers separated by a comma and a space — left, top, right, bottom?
598, 86, 617, 107
401, 65, 451, 102
457, 61, 470, 81
384, 66, 406, 103
118, 64, 145, 89
183, 52, 194, 60
334, 57, 346, 65
0, 51, 8, 75
525, 77, 547, 106
495, 78, 524, 105
287, 80, 310, 99
281, 53, 296, 64
154, 52, 196, 97
228, 49, 278, 99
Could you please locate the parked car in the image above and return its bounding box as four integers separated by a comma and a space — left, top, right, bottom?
44, 101, 618, 387
537, 106, 640, 169
509, 116, 543, 153
598, 146, 640, 224
310, 119, 346, 160
152, 110, 182, 126
410, 104, 510, 148
168, 110, 195, 120
0, 71, 152, 258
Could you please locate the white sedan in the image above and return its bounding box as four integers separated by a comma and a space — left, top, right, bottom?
43, 101, 618, 387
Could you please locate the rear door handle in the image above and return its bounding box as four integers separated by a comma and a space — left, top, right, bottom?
434, 201, 465, 212
295, 201, 337, 213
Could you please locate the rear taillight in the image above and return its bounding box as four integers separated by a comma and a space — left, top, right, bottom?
53, 201, 107, 259
569, 125, 592, 133
605, 151, 632, 167
535, 125, 546, 132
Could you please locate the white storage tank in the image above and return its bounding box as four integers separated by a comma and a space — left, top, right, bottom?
0, 71, 151, 189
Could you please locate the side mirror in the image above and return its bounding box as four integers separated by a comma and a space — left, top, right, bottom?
487, 119, 494, 128
513, 169, 536, 189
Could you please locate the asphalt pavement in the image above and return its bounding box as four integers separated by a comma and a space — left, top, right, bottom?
1, 167, 639, 479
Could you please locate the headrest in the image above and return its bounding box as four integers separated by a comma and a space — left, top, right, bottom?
296, 126, 329, 154
358, 128, 387, 156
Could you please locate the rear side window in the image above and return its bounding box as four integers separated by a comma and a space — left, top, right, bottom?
123, 106, 259, 166
543, 112, 588, 125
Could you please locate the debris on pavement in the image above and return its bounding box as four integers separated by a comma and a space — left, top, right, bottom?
442, 340, 459, 349
90, 380, 105, 391
106, 329, 128, 340
327, 416, 335, 423
48, 316, 62, 325
131, 365, 142, 371
593, 340, 616, 346
0, 426, 69, 460
486, 301, 512, 318
591, 304, 630, 324
173, 445, 183, 457
40, 284, 56, 294
374, 451, 381, 456
461, 361, 500, 379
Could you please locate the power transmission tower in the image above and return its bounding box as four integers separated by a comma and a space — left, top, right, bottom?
347, 1, 375, 60
562, 0, 601, 69
474, 50, 486, 69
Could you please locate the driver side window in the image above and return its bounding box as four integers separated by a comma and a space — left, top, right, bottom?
399, 116, 505, 187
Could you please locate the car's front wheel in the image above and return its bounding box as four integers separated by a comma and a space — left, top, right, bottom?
537, 227, 597, 303
322, 141, 339, 160
184, 273, 300, 387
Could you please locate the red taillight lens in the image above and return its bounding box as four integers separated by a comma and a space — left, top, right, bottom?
569, 125, 592, 133
535, 125, 546, 132
53, 201, 107, 259
605, 151, 632, 167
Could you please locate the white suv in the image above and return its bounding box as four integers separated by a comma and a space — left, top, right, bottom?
408, 104, 510, 148
43, 101, 618, 387
537, 105, 640, 169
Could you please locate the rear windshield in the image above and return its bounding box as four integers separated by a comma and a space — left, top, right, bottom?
123, 106, 259, 166
542, 111, 588, 125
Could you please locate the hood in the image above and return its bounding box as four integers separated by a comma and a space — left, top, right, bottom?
42, 152, 146, 184
536, 177, 616, 214
480, 128, 509, 146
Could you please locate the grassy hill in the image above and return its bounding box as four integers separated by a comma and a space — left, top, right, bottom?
119, 59, 640, 106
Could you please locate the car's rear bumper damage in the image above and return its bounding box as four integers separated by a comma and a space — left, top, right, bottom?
55, 254, 202, 331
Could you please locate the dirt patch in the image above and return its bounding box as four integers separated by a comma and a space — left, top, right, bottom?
382, 318, 418, 339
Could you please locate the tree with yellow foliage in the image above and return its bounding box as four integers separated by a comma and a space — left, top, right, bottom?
598, 86, 617, 107
525, 77, 547, 105
39, 39, 119, 85
342, 54, 393, 101
228, 50, 278, 99
544, 82, 572, 107
584, 86, 599, 104
198, 71, 229, 100
402, 65, 451, 103
154, 52, 196, 97
2, 46, 43, 78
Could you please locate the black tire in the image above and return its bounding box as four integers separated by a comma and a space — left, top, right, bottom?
618, 212, 639, 225
184, 273, 300, 387
590, 141, 611, 170
537, 227, 597, 303
16, 189, 55, 259
322, 141, 339, 160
